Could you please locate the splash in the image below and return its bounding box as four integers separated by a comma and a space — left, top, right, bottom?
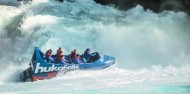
0, 0, 189, 88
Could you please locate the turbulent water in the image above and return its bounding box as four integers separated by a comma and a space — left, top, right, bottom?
0, 0, 190, 94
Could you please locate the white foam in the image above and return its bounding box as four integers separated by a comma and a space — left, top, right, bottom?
0, 0, 190, 86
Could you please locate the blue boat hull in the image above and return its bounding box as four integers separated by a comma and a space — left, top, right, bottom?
19, 47, 115, 82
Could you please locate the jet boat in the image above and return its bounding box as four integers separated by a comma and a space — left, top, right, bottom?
19, 47, 115, 82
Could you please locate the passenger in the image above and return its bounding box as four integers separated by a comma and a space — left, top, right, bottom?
45, 49, 53, 62
46, 49, 52, 58
60, 55, 66, 64
57, 47, 62, 55
73, 54, 82, 64
57, 50, 64, 64
56, 47, 62, 61
84, 48, 100, 63
84, 48, 92, 60
70, 49, 77, 60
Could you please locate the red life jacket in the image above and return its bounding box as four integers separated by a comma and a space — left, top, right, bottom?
72, 55, 77, 60
57, 53, 64, 61
70, 51, 75, 57
57, 54, 61, 61
57, 50, 61, 55
46, 51, 52, 58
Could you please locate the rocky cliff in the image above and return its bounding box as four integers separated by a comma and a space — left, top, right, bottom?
94, 0, 190, 14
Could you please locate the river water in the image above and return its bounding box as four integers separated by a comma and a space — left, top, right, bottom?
0, 0, 190, 94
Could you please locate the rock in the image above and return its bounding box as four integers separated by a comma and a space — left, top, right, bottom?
94, 0, 190, 14
59, 0, 64, 2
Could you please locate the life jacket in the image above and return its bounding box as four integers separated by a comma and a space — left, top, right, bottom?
45, 51, 52, 58
72, 54, 77, 60
57, 50, 61, 55
74, 58, 81, 64
84, 51, 91, 60
70, 51, 75, 57
57, 49, 63, 60
57, 54, 62, 61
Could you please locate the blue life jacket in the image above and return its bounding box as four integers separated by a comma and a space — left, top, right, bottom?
74, 58, 81, 64
84, 51, 92, 60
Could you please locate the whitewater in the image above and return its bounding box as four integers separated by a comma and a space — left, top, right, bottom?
0, 0, 190, 94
